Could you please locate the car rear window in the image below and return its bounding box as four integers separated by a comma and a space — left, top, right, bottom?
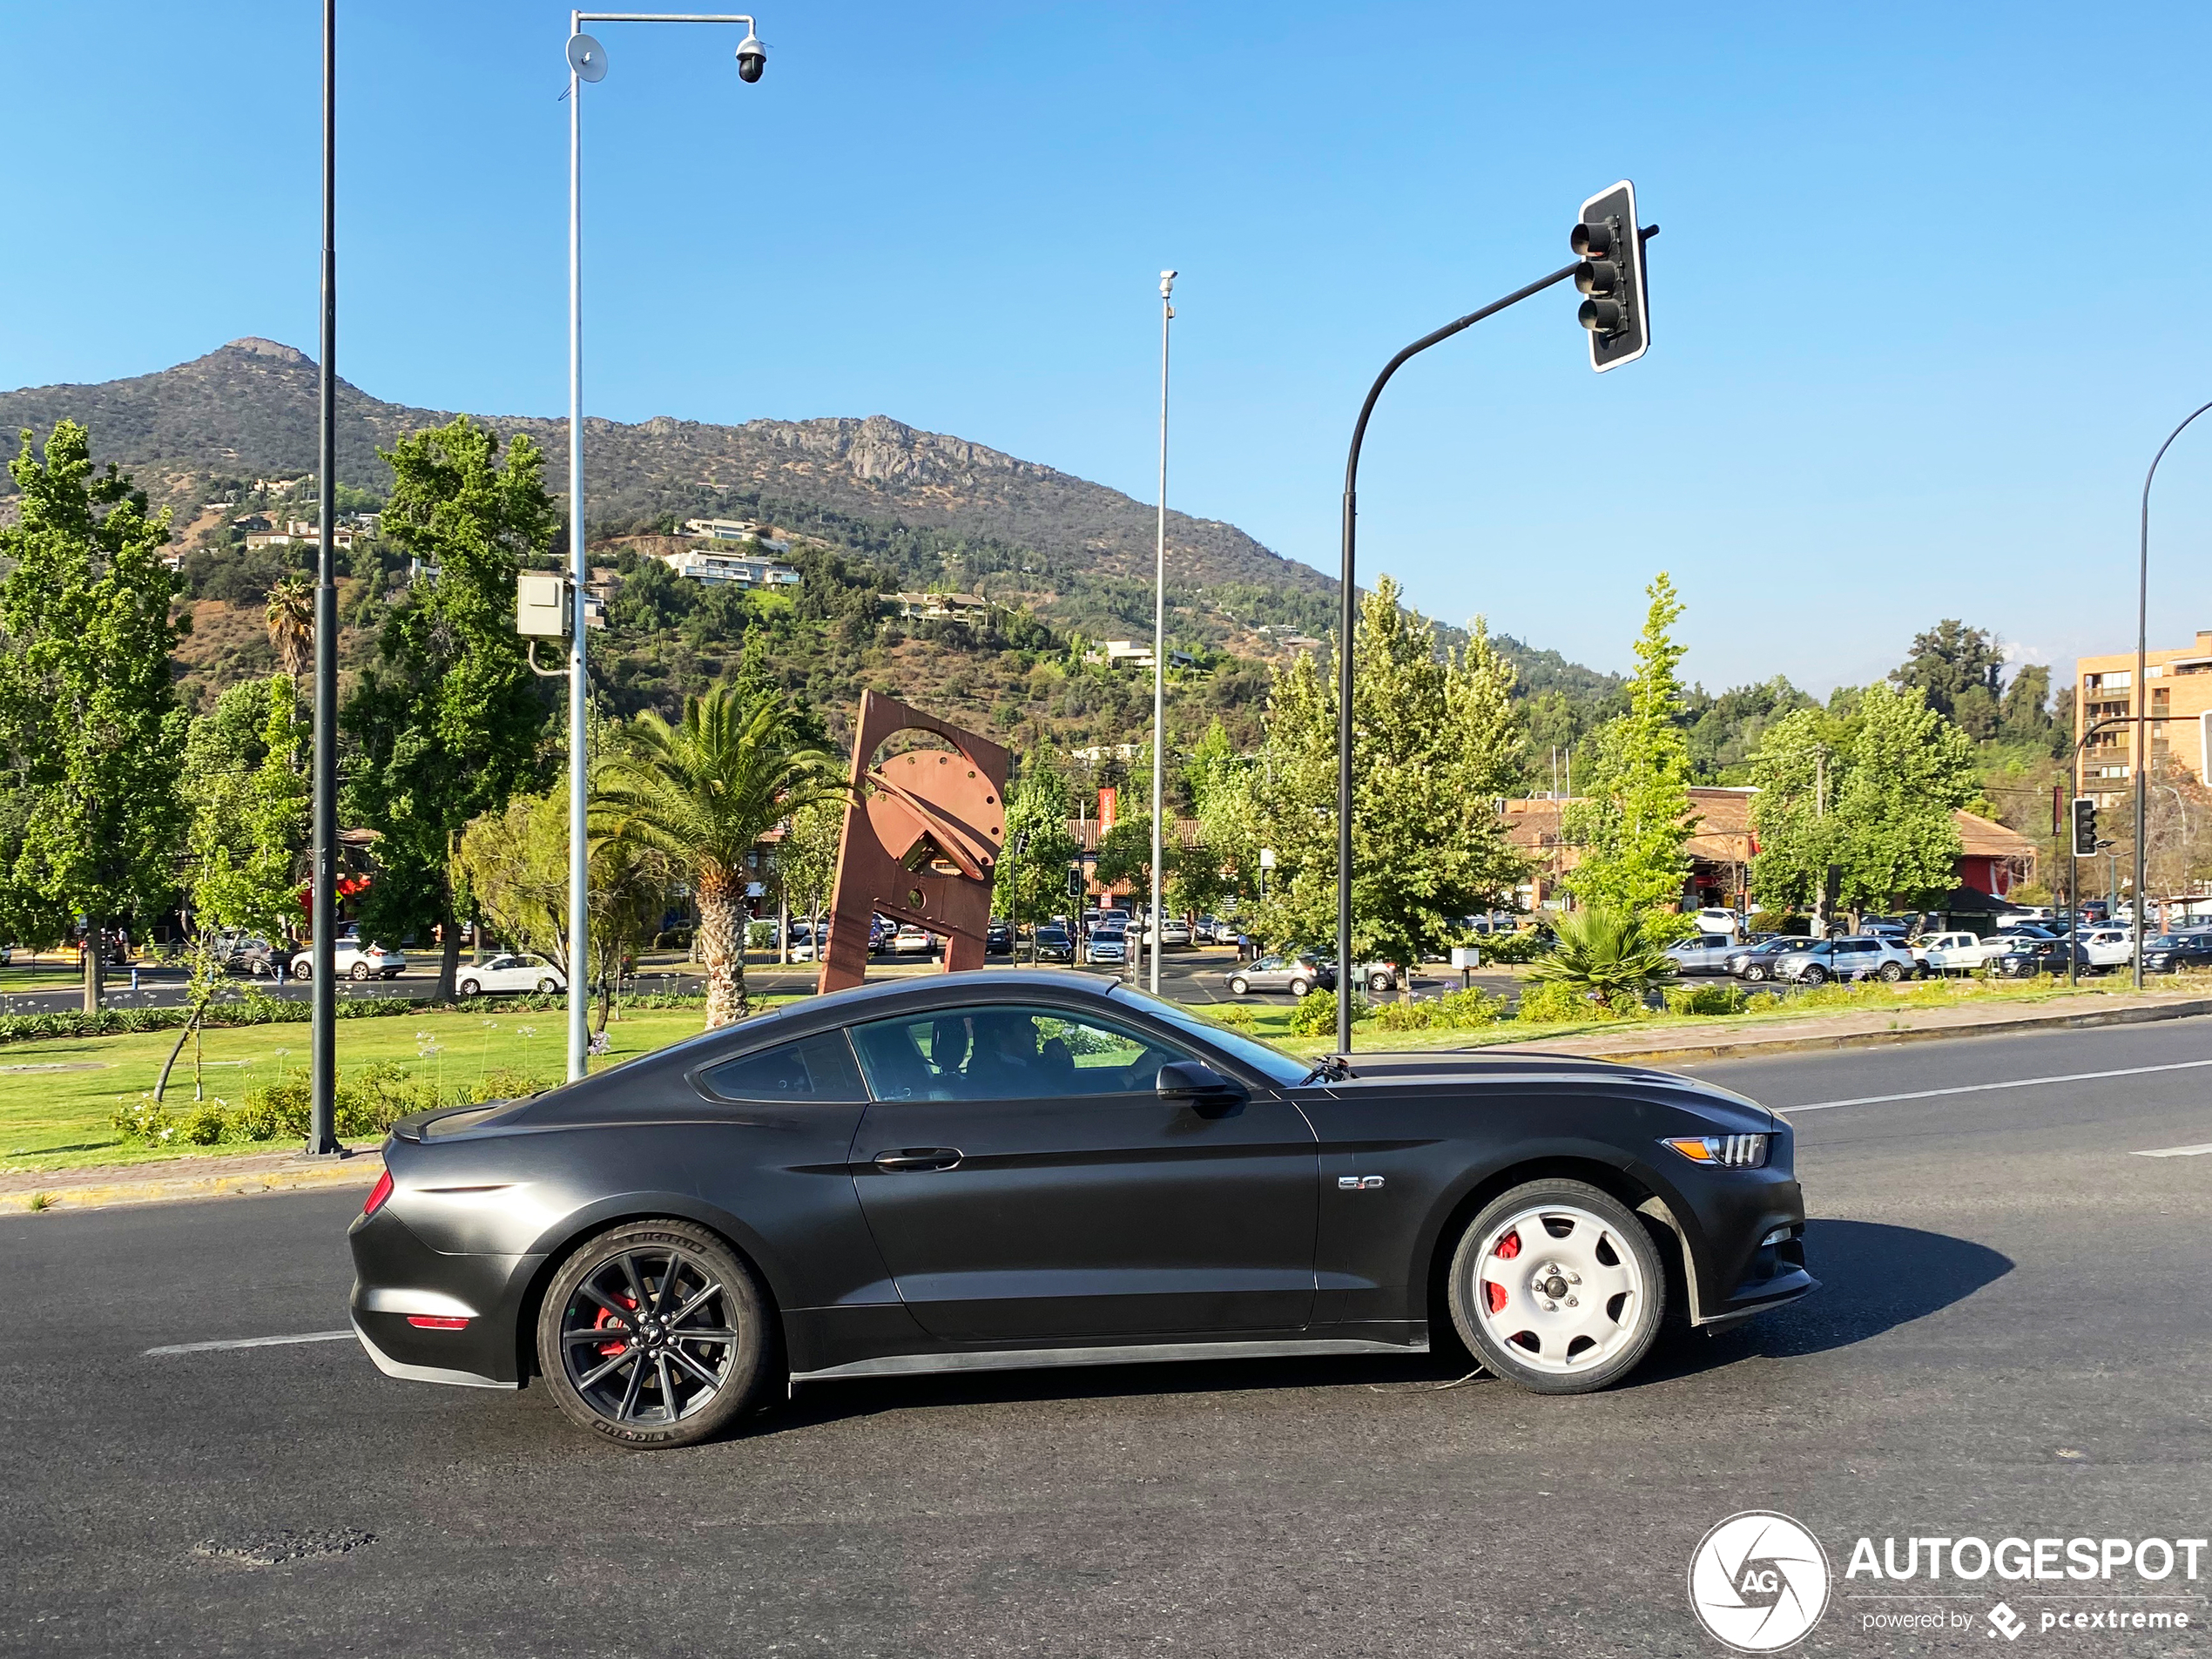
697, 1030, 867, 1103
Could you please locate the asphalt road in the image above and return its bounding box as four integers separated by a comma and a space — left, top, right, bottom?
3, 1019, 2208, 1656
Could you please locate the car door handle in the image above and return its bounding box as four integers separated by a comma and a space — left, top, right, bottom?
872, 1148, 963, 1173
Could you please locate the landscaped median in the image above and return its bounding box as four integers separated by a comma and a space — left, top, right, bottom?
6, 972, 2209, 1208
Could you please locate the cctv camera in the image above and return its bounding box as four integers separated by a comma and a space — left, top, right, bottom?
735, 32, 766, 81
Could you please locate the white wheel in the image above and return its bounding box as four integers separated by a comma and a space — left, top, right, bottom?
538, 977, 559, 994
1288, 978, 1311, 999
1742, 964, 1765, 982
350, 961, 371, 981
458, 979, 481, 997
1448, 1179, 1664, 1394
1227, 977, 1250, 996
1368, 970, 1393, 993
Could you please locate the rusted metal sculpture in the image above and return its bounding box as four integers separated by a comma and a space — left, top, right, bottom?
817, 691, 1009, 993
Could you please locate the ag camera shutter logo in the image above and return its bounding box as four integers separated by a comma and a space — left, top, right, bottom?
1689, 1511, 1831, 1651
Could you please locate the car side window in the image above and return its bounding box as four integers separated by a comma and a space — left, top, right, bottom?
850, 1006, 1193, 1103
696, 1030, 867, 1104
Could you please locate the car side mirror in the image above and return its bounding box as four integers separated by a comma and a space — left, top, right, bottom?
1157, 1061, 1245, 1110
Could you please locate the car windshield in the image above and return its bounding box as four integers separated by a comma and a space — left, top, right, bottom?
1109, 985, 1315, 1087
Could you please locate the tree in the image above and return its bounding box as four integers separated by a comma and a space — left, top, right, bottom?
1998, 663, 2065, 756
341, 417, 556, 999
994, 749, 1080, 930
1748, 684, 1978, 916
1248, 577, 1526, 977
265, 577, 314, 682
1831, 683, 1977, 910
1892, 619, 2004, 737
1563, 573, 1695, 924
1527, 907, 1678, 1006
0, 422, 189, 1012
776, 793, 846, 940
451, 779, 676, 1031
1094, 813, 1170, 899
158, 676, 308, 1100
594, 685, 843, 1028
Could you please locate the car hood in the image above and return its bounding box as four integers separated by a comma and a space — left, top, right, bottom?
1334, 1049, 1777, 1131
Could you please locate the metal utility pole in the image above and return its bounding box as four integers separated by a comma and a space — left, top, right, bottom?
563, 10, 765, 1079
307, 0, 341, 1156
2134, 399, 2212, 988
1149, 270, 1175, 995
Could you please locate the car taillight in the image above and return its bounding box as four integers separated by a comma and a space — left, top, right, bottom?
362, 1169, 394, 1216
406, 1315, 469, 1330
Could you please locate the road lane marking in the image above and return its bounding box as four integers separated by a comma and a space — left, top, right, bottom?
145, 1330, 355, 1356
2134, 1142, 2212, 1158
1781, 1056, 2212, 1113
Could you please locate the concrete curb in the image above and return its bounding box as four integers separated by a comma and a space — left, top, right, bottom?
1486, 995, 2212, 1066
1, 1150, 385, 1217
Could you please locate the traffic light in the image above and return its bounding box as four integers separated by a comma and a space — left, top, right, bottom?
1066, 866, 1084, 899
1573, 180, 1651, 371
2071, 797, 2098, 858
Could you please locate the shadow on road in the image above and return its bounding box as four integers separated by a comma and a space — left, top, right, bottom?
1671, 1218, 2013, 1372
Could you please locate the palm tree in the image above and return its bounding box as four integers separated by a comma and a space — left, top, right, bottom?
265, 577, 314, 682
593, 685, 844, 1028
1527, 907, 1678, 1009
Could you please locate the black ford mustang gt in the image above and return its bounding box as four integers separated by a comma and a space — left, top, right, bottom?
349, 969, 1815, 1448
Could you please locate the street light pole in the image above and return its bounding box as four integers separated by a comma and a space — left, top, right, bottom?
1334, 258, 1589, 1055
565, 10, 765, 1082
1150, 271, 1175, 996
2134, 399, 2212, 990
307, 0, 341, 1155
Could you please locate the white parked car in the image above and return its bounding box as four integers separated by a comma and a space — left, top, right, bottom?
1693, 907, 1745, 938
1911, 931, 2010, 974
456, 953, 566, 997
2077, 927, 2136, 969
890, 925, 938, 955
299, 937, 407, 981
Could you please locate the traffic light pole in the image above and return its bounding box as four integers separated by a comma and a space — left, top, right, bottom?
1333, 240, 1654, 1055
2135, 400, 2212, 990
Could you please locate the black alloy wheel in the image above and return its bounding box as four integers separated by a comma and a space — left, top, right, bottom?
537, 1219, 772, 1448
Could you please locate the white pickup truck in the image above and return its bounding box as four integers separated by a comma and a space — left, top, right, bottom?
1912, 931, 2011, 974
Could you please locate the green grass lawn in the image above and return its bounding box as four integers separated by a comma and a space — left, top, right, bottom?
0, 1003, 748, 1174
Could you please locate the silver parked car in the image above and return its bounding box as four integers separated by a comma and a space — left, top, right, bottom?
1222, 953, 1329, 998
1665, 934, 1742, 975
1770, 935, 1920, 985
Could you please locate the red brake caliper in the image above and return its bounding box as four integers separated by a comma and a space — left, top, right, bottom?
1485, 1227, 1522, 1314
592, 1293, 639, 1359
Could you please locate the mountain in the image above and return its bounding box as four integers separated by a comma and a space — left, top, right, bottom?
0, 339, 1333, 622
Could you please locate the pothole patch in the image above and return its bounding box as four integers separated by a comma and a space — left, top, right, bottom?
195, 1527, 377, 1567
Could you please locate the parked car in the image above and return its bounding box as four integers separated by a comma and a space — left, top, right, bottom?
2000, 906, 2055, 925
456, 954, 566, 997
1993, 919, 2058, 940
1143, 918, 1194, 948
890, 926, 938, 956
1666, 934, 1742, 976
1725, 937, 1817, 981
2076, 927, 2136, 969
348, 968, 1815, 1445
1030, 925, 1075, 964
986, 922, 1013, 955
299, 937, 407, 981
1858, 916, 1914, 940
1770, 936, 1919, 985
1223, 953, 1329, 998
1692, 907, 1744, 939
1990, 937, 2095, 978
218, 933, 296, 978
2141, 932, 2212, 974
1911, 931, 2010, 974
1088, 933, 1128, 966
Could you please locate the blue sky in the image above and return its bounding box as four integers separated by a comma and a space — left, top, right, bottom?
5, 2, 2210, 695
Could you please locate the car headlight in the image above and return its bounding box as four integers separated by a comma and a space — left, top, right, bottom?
1663, 1133, 1770, 1169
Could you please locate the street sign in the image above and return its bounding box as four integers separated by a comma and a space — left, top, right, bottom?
1258, 847, 1277, 869
1574, 180, 1650, 372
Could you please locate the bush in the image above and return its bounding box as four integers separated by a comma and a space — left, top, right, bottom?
1289, 986, 1367, 1038
1663, 981, 1751, 1017
1514, 980, 1618, 1025
178, 1102, 231, 1144
1750, 911, 1811, 935
1476, 928, 1551, 964
1366, 988, 1507, 1033
1527, 907, 1678, 1002
1204, 1003, 1259, 1032
110, 1062, 556, 1147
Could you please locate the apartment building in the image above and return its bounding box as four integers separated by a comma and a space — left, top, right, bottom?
2074, 629, 2212, 804
658, 547, 801, 590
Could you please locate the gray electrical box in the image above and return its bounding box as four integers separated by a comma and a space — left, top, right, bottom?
516, 572, 569, 637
